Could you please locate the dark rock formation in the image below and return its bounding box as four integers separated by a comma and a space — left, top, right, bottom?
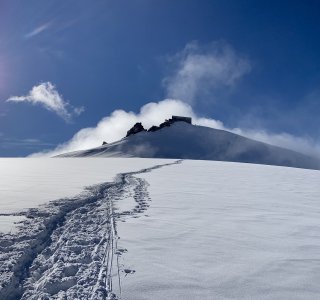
147, 125, 160, 132
126, 122, 146, 137
147, 116, 192, 133
128, 116, 192, 135
102, 141, 108, 145
159, 119, 172, 129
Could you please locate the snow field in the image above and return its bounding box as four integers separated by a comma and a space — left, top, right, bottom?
117, 160, 320, 299
0, 159, 177, 299
0, 158, 320, 299
0, 158, 173, 216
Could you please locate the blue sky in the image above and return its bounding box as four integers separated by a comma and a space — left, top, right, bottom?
0, 0, 320, 156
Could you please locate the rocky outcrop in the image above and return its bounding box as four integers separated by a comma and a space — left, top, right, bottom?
127, 116, 192, 136
126, 122, 146, 137
147, 116, 191, 132
148, 125, 160, 132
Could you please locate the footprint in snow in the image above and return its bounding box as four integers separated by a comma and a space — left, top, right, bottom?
124, 269, 135, 276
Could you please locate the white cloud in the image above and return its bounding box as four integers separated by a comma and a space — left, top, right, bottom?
28, 42, 319, 159
24, 22, 51, 39
0, 138, 54, 149
163, 41, 251, 104
31, 99, 320, 159
7, 82, 84, 122
31, 99, 194, 157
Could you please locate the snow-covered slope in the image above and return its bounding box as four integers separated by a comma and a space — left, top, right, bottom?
119, 160, 320, 299
57, 122, 320, 170
0, 158, 172, 214
0, 158, 320, 299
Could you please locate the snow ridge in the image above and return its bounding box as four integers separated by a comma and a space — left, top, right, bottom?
0, 160, 181, 300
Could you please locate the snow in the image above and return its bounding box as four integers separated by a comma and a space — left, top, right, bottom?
57, 122, 320, 170
0, 216, 26, 233
0, 158, 320, 299
0, 157, 172, 288
0, 157, 173, 214
0, 158, 176, 299
117, 160, 320, 299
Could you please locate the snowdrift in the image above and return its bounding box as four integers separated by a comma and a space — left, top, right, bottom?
57, 122, 320, 170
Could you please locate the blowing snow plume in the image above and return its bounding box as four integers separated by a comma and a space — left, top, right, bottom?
56, 120, 320, 170
32, 99, 320, 161
163, 41, 251, 104
31, 99, 197, 157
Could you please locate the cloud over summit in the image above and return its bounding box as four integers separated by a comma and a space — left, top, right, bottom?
28, 42, 320, 160
163, 41, 251, 104
31, 99, 320, 159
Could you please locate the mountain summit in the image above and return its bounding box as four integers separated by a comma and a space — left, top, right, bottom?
56, 120, 320, 170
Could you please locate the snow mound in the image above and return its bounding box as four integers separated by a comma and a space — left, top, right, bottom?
57, 122, 320, 170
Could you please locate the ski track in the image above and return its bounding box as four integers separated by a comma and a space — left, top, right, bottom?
0, 160, 181, 300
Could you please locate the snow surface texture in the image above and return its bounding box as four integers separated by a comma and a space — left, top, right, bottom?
1, 158, 320, 299
119, 160, 320, 299
0, 158, 177, 299
57, 122, 320, 170
0, 158, 171, 215
0, 216, 25, 234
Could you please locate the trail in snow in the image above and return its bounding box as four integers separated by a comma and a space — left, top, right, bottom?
0, 160, 181, 300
